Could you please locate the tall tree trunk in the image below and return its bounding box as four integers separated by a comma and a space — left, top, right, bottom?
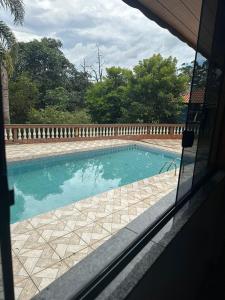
1, 63, 10, 124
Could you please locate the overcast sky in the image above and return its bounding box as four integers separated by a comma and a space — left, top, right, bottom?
1, 0, 195, 70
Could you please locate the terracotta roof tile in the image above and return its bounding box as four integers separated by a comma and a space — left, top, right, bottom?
182, 89, 205, 104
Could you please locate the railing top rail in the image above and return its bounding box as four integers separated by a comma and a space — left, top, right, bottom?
4, 123, 186, 129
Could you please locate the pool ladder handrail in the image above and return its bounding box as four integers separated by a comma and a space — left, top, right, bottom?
159, 158, 180, 176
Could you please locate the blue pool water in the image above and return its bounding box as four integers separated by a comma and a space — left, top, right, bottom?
8, 145, 179, 223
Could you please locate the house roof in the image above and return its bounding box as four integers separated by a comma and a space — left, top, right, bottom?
123, 0, 202, 50
124, 0, 220, 60
182, 89, 205, 104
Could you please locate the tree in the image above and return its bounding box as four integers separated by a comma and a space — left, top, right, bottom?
179, 62, 194, 87
123, 54, 188, 123
9, 73, 38, 123
28, 107, 91, 124
12, 38, 90, 110
82, 45, 104, 82
90, 45, 104, 82
86, 54, 189, 124
44, 87, 69, 110
86, 67, 132, 123
0, 0, 25, 123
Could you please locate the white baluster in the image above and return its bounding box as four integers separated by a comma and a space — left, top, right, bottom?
63, 128, 67, 138
18, 128, 22, 140
9, 128, 13, 141
28, 128, 32, 139
42, 128, 46, 139
50, 128, 54, 139
68, 128, 71, 138
37, 128, 41, 139
46, 128, 50, 139
23, 128, 27, 140
33, 128, 37, 139
4, 129, 8, 141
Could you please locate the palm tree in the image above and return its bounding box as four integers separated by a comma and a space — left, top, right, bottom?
0, 0, 24, 124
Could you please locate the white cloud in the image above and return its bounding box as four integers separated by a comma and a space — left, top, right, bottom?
1, 0, 195, 69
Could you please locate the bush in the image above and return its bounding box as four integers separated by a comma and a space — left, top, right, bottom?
27, 107, 91, 124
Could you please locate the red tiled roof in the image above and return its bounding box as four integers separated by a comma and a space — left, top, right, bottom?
182, 89, 205, 104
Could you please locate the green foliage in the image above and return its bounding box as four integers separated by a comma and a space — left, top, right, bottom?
12, 38, 90, 109
9, 38, 91, 122
44, 87, 69, 110
0, 0, 24, 58
86, 54, 189, 123
9, 39, 189, 125
28, 107, 91, 124
86, 67, 131, 123
9, 73, 38, 123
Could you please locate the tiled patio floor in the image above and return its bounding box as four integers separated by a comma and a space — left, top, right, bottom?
7, 139, 182, 299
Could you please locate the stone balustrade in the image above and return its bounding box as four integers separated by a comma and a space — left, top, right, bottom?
4, 123, 195, 144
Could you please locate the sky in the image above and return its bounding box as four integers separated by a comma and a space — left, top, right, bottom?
1, 0, 195, 71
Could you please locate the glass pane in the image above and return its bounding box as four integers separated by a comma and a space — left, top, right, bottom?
177, 0, 219, 201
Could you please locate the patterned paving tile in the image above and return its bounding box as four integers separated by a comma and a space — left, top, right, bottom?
17, 244, 61, 276
28, 211, 58, 229
80, 204, 112, 221
12, 256, 29, 284
59, 211, 94, 232
11, 230, 46, 255
49, 231, 88, 259
53, 204, 79, 219
96, 213, 127, 234
75, 223, 110, 246
36, 219, 72, 242
103, 196, 142, 214
14, 277, 38, 300
73, 196, 102, 212
64, 247, 94, 268
7, 139, 131, 162
11, 220, 33, 235
31, 261, 69, 291
8, 139, 181, 297
117, 203, 150, 224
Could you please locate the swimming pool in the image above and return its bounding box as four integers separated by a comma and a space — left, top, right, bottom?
8, 144, 180, 223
